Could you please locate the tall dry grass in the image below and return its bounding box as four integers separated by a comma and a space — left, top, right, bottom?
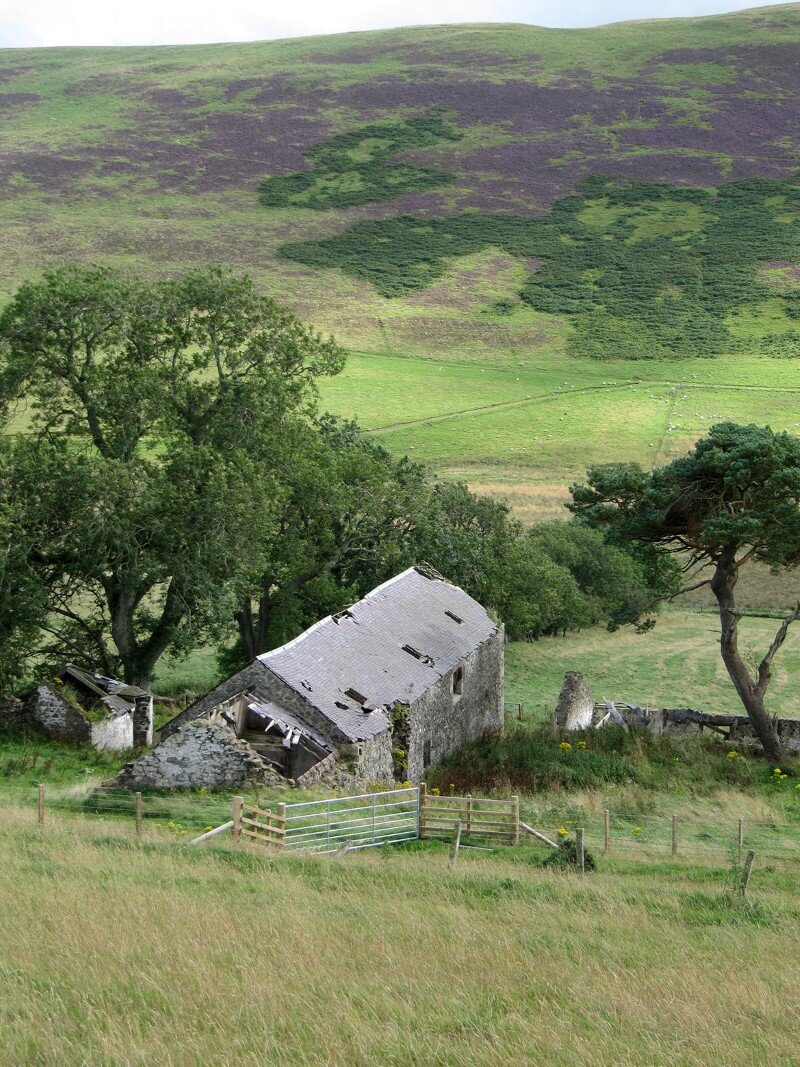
0, 806, 798, 1065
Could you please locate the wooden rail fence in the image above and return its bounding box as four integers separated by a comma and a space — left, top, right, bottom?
232, 796, 286, 849
418, 784, 520, 846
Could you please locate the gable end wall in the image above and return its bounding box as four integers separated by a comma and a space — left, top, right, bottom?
406, 626, 504, 782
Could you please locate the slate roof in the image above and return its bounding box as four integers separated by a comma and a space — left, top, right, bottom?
256, 566, 498, 742
58, 664, 144, 718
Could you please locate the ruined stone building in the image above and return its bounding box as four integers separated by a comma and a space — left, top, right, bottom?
17, 664, 153, 751
114, 566, 504, 790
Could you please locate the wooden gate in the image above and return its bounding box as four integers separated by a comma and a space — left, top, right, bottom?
229, 785, 520, 853
419, 785, 519, 845
232, 797, 286, 849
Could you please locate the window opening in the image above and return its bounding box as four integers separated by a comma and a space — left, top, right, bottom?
452, 666, 465, 699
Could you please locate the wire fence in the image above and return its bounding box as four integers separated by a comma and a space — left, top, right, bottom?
1, 785, 798, 875
531, 809, 800, 873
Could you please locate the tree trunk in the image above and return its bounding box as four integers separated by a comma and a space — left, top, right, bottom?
711, 551, 782, 760
235, 578, 276, 660
108, 578, 185, 689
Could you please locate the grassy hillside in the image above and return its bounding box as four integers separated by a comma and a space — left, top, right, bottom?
505, 611, 800, 723
2, 6, 799, 529
319, 350, 800, 520
0, 4, 798, 359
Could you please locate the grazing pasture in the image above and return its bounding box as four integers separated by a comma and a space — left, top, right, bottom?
320, 351, 800, 521
0, 803, 798, 1066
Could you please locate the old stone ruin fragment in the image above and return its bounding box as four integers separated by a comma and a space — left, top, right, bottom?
11, 664, 153, 752
556, 671, 594, 731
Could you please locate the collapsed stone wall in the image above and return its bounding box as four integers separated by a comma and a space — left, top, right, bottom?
110, 722, 285, 791
553, 692, 800, 756
25, 685, 92, 743
601, 703, 800, 756
20, 684, 134, 750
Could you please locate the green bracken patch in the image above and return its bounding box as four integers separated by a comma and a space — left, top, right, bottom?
281, 173, 800, 359
258, 113, 462, 210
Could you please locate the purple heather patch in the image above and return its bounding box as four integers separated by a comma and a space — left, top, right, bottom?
0, 92, 40, 108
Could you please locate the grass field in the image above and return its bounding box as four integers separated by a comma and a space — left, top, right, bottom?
0, 801, 798, 1065
320, 350, 800, 520
505, 610, 800, 724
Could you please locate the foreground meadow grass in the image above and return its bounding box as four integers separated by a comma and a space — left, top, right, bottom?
0, 807, 798, 1066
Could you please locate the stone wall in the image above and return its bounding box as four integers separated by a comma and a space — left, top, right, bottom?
25, 685, 92, 743
354, 730, 394, 784
21, 684, 134, 751
406, 627, 505, 782
111, 723, 285, 790
554, 700, 800, 756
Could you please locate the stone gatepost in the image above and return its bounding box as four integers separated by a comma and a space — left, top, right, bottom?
133, 694, 154, 748
556, 671, 594, 731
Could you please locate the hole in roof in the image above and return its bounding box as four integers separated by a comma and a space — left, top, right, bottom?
300, 680, 313, 692
402, 644, 435, 667
344, 688, 367, 705
333, 609, 354, 624
334, 700, 348, 710
445, 610, 463, 624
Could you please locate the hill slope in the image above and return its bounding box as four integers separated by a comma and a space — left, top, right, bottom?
0, 5, 798, 361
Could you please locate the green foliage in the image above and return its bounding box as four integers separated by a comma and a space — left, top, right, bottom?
259, 114, 461, 210
428, 724, 756, 795
281, 174, 800, 359
571, 422, 800, 572
542, 838, 597, 872
570, 422, 800, 755
0, 265, 344, 685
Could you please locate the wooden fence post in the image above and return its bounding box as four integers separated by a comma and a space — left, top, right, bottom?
232, 796, 243, 846
418, 782, 427, 840
38, 784, 45, 830
277, 803, 286, 850
738, 819, 744, 865
603, 809, 611, 855
511, 795, 520, 846
672, 814, 678, 857
576, 828, 585, 875
741, 850, 756, 897
449, 821, 463, 870
517, 704, 524, 722
466, 795, 473, 836
135, 792, 143, 841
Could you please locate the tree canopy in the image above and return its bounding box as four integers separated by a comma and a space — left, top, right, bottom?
0, 264, 658, 691
0, 265, 344, 686
570, 422, 800, 758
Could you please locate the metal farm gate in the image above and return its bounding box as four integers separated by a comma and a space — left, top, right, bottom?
221, 786, 521, 855
282, 786, 420, 853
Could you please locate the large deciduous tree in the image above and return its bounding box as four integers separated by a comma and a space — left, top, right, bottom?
570, 423, 800, 759
0, 265, 344, 686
